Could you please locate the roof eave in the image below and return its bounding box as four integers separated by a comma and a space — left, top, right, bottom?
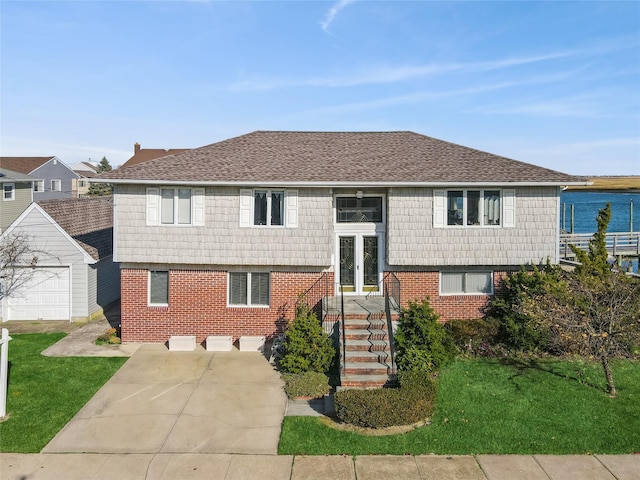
100, 178, 589, 188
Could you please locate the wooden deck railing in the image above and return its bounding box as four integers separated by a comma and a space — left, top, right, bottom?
560, 232, 640, 259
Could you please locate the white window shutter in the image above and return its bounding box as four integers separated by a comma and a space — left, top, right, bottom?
285, 189, 298, 228
502, 189, 515, 228
239, 189, 252, 227
192, 188, 205, 226
433, 189, 446, 228
146, 187, 159, 225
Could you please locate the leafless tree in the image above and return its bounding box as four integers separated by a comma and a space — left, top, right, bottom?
521, 270, 640, 397
0, 232, 41, 301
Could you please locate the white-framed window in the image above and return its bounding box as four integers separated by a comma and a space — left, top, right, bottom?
335, 196, 383, 223
239, 189, 298, 228
254, 190, 284, 226
33, 180, 44, 192
149, 270, 169, 305
51, 179, 61, 191
146, 187, 204, 226
433, 189, 515, 228
441, 271, 493, 295
228, 272, 270, 307
3, 183, 15, 201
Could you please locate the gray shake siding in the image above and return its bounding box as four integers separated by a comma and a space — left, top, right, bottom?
114, 184, 559, 269
387, 186, 560, 266
114, 185, 333, 266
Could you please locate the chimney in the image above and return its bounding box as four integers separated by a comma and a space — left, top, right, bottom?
134, 142, 141, 154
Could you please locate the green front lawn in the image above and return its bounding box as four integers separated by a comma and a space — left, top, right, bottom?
279, 358, 640, 455
0, 333, 127, 452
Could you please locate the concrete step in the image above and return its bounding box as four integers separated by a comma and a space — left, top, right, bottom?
340, 373, 397, 389
344, 329, 389, 341
342, 362, 390, 376
344, 339, 389, 351
344, 350, 390, 363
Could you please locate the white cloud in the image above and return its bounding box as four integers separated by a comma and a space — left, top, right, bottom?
320, 0, 356, 32
227, 40, 630, 92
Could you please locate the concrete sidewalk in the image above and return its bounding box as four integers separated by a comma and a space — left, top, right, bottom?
2, 453, 639, 479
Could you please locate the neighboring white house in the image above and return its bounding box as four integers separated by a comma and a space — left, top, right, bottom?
0, 197, 120, 322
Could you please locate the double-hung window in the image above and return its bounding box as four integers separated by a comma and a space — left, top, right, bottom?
146, 187, 204, 226
33, 180, 44, 192
149, 270, 169, 305
228, 272, 270, 306
3, 183, 15, 201
239, 189, 297, 228
441, 271, 493, 295
434, 189, 514, 228
254, 190, 284, 226
51, 179, 61, 192
161, 188, 192, 224
447, 190, 501, 226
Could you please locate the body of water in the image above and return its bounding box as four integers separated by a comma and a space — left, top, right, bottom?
560, 191, 639, 234
560, 191, 639, 273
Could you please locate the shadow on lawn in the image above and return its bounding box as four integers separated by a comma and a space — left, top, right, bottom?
499, 356, 606, 393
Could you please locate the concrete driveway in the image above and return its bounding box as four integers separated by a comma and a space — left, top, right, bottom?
42, 344, 287, 455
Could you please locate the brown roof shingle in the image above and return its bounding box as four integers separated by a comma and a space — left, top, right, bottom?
120, 148, 190, 168
38, 197, 113, 261
101, 131, 585, 185
1, 157, 55, 174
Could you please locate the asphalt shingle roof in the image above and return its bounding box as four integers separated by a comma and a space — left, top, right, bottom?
38, 197, 113, 261
101, 131, 584, 185
0, 157, 55, 174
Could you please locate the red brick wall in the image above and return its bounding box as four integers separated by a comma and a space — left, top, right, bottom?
121, 267, 511, 342
120, 268, 332, 343
391, 270, 510, 322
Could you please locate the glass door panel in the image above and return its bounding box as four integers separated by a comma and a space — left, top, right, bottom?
339, 236, 355, 292
362, 236, 379, 292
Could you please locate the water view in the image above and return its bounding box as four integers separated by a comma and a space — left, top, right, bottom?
560, 191, 639, 234
560, 191, 639, 273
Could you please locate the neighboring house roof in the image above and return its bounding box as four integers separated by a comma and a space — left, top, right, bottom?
37, 197, 114, 261
120, 143, 189, 168
101, 131, 586, 186
0, 157, 56, 174
72, 161, 100, 178
0, 167, 38, 183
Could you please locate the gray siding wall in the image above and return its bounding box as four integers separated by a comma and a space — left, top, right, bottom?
114, 185, 333, 266
32, 160, 78, 200
387, 186, 560, 266
0, 182, 32, 231
92, 256, 120, 310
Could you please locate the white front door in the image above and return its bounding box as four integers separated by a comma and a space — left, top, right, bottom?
337, 233, 382, 295
7, 267, 70, 321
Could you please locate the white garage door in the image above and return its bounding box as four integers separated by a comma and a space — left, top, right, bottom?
7, 267, 70, 321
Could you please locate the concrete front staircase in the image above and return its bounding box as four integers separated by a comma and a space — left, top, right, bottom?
325, 296, 399, 389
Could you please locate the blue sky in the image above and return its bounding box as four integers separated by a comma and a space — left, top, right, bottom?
1, 1, 639, 175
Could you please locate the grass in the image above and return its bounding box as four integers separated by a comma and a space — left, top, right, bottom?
0, 333, 127, 453
567, 176, 640, 191
279, 358, 640, 455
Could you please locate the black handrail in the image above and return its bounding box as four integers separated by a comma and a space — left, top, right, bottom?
296, 272, 329, 322
384, 280, 396, 375
339, 284, 346, 376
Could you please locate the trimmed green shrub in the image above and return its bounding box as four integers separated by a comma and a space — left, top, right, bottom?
279, 303, 335, 374
394, 299, 456, 373
486, 263, 561, 352
334, 383, 434, 428
283, 371, 331, 399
